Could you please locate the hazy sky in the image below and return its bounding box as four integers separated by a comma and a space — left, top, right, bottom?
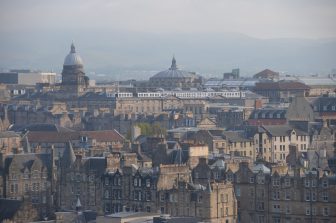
1, 0, 336, 39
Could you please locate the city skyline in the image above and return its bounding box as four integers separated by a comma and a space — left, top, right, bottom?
1, 0, 336, 78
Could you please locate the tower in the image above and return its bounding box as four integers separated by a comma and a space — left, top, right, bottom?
61, 43, 89, 96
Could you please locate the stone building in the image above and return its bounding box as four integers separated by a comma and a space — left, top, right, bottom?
248, 108, 287, 126
254, 81, 310, 103
26, 129, 125, 155
60, 43, 89, 97
148, 57, 203, 90
158, 181, 237, 223
254, 125, 310, 163
193, 130, 254, 158
102, 166, 157, 214
253, 69, 279, 81
313, 93, 336, 125
0, 131, 21, 155
233, 162, 336, 223
0, 153, 55, 220
57, 145, 105, 214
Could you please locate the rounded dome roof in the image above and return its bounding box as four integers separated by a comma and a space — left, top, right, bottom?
151, 57, 195, 79
63, 43, 84, 66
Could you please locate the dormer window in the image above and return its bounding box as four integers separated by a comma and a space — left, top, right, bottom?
81, 136, 88, 142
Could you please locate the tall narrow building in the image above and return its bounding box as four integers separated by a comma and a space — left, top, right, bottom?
61, 43, 89, 96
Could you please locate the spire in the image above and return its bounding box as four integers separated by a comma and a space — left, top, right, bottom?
170, 56, 177, 70
76, 197, 82, 212
24, 135, 31, 153
70, 42, 76, 53
206, 180, 212, 193
61, 141, 76, 168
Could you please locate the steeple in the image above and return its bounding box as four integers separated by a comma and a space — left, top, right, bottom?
70, 43, 76, 53
76, 197, 82, 212
61, 141, 76, 168
206, 180, 212, 193
170, 56, 177, 70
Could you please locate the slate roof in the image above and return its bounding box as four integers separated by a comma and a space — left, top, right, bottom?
222, 131, 252, 142
255, 81, 310, 90
249, 109, 286, 119
252, 163, 271, 174
0, 199, 22, 222
262, 125, 309, 136
254, 69, 279, 79
9, 123, 73, 133
83, 157, 106, 173
313, 95, 336, 112
4, 153, 52, 175
61, 142, 76, 168
286, 96, 314, 121
27, 130, 124, 143
0, 131, 20, 138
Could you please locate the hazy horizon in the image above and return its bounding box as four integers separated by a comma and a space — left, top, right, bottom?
1, 0, 336, 80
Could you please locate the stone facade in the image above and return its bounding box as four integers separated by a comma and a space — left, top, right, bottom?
233, 162, 336, 223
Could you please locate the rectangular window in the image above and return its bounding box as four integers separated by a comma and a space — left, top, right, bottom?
285, 178, 290, 187
160, 194, 165, 201
305, 190, 310, 201
250, 177, 254, 183
285, 206, 290, 214
323, 207, 329, 216
305, 179, 310, 187
312, 191, 316, 201
322, 192, 328, 202
236, 187, 241, 197
322, 180, 328, 188
305, 207, 310, 215
285, 190, 290, 200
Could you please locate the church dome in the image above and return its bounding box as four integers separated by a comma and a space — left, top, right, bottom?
151, 57, 194, 79
63, 43, 84, 66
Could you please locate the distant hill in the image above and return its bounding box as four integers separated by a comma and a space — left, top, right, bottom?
0, 28, 335, 80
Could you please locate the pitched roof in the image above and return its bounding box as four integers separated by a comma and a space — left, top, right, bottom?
222, 131, 251, 142
262, 125, 309, 136
0, 199, 22, 221
0, 131, 20, 138
27, 130, 124, 143
255, 81, 310, 90
254, 69, 279, 77
287, 96, 314, 121
4, 153, 52, 174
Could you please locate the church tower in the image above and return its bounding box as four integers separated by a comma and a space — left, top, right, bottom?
61, 43, 89, 96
